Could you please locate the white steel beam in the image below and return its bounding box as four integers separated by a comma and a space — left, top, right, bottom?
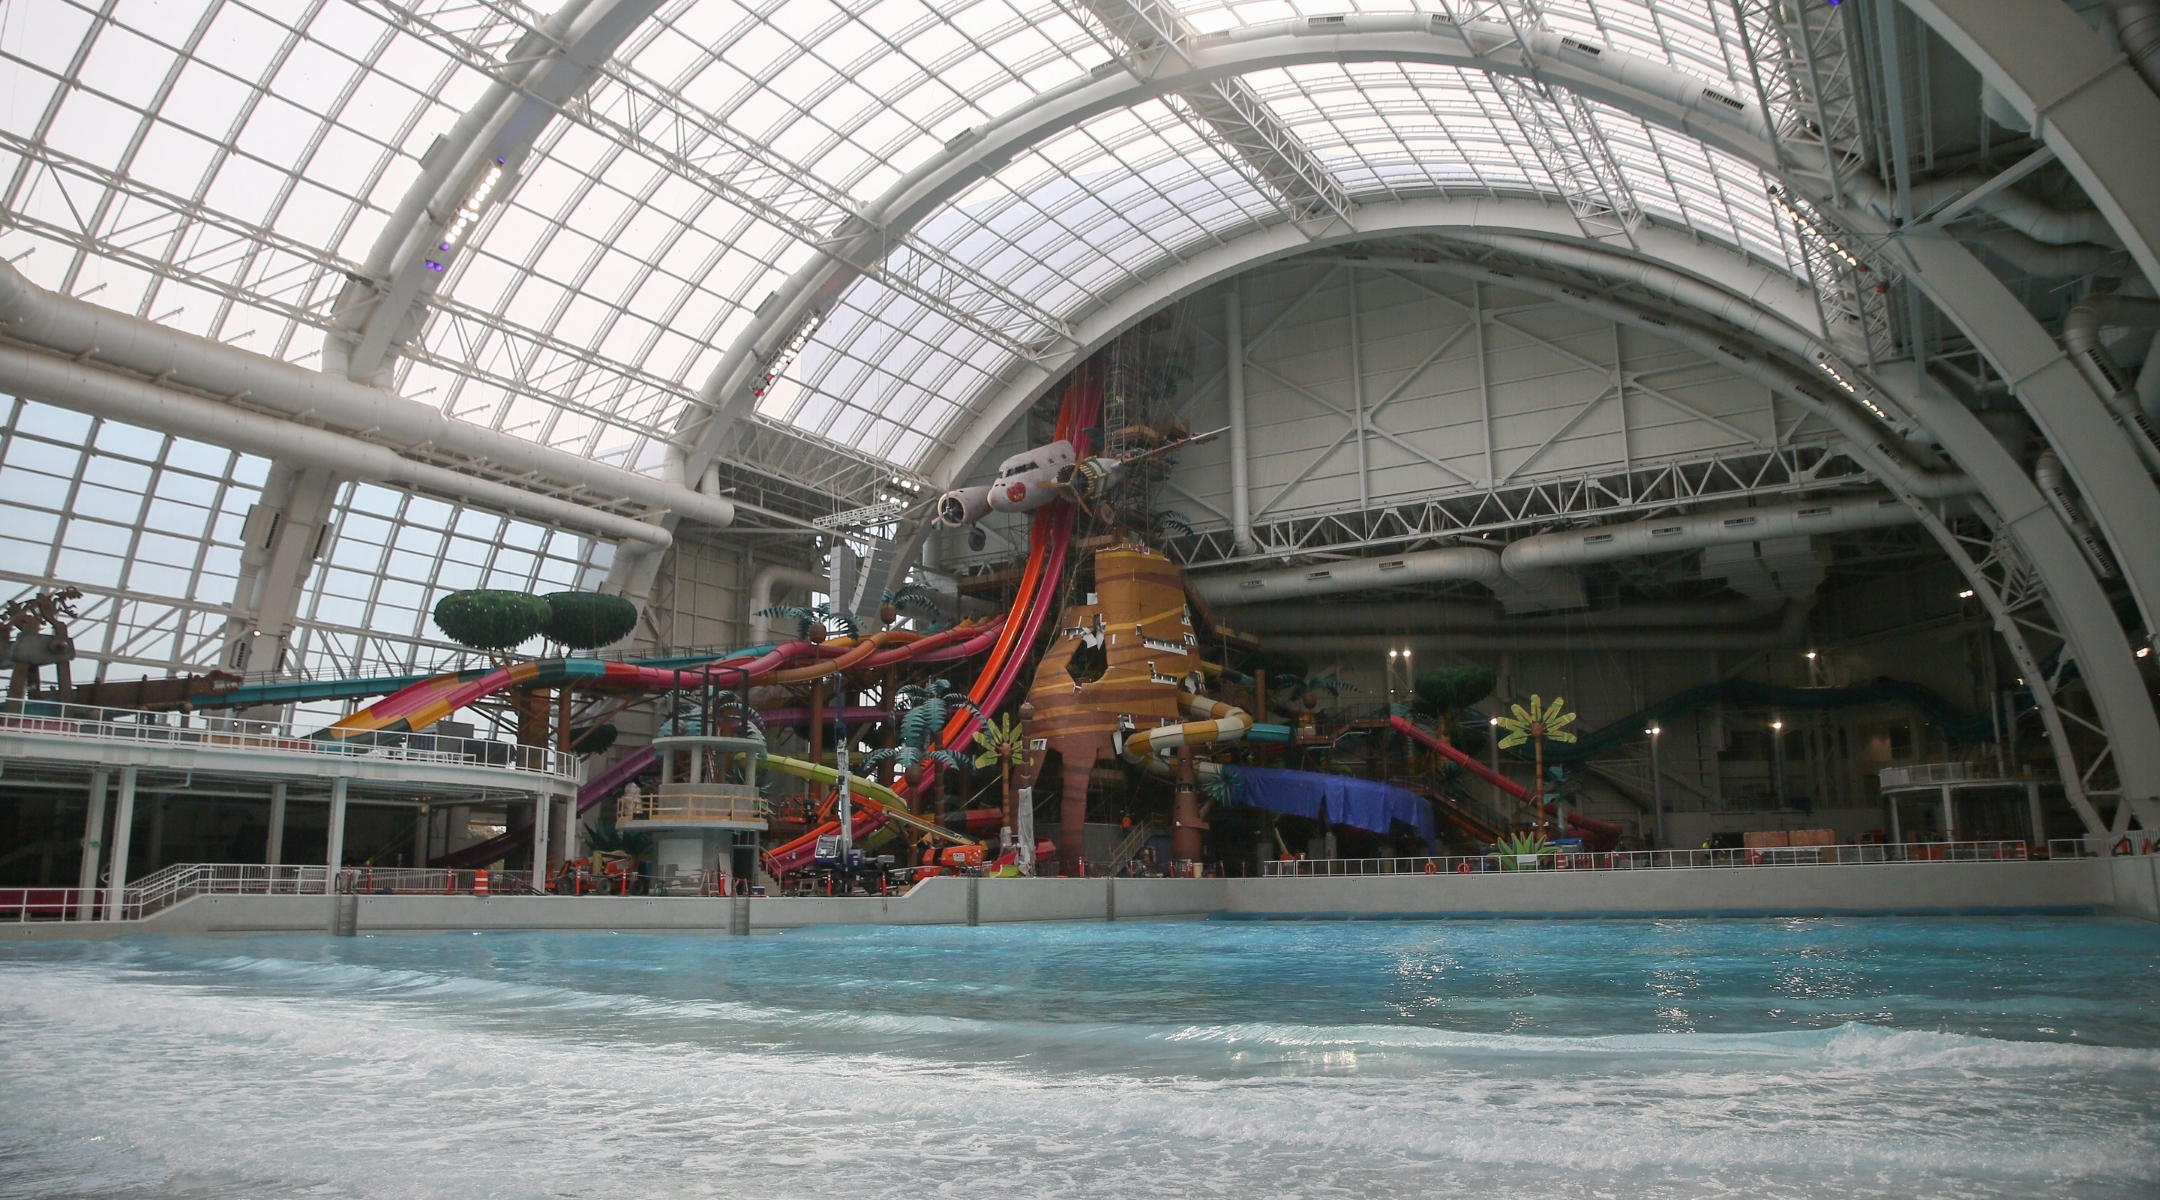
1068, 0, 1358, 233
1899, 0, 2160, 291
331, 0, 670, 385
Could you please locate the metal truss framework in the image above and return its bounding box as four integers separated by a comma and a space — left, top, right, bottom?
1730, 0, 1870, 209
1720, 0, 2160, 822
1943, 514, 2115, 830
1064, 0, 1358, 234
364, 0, 1075, 362
1446, 0, 1645, 245
0, 134, 907, 513
1170, 445, 1862, 569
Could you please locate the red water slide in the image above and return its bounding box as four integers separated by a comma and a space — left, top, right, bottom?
760, 371, 1100, 876
1386, 715, 1623, 846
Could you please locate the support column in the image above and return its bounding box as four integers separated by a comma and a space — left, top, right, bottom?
221, 464, 341, 677
1226, 286, 1254, 555
2027, 781, 2046, 847
76, 767, 107, 897
531, 793, 550, 886
1171, 745, 1202, 869
1941, 784, 1956, 842
103, 766, 137, 921
266, 782, 287, 866
1648, 729, 1664, 849
326, 777, 348, 880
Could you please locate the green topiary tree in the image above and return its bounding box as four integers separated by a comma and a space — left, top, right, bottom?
433, 589, 552, 651
1414, 665, 1497, 734
540, 591, 638, 650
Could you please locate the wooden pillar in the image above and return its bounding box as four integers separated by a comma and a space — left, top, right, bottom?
807, 678, 828, 767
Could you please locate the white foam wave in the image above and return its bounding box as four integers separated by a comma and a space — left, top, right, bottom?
3, 953, 2157, 1200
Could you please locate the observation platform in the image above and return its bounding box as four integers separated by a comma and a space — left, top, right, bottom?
0, 700, 580, 806
630, 732, 768, 833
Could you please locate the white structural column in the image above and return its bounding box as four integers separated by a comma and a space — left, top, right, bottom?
103, 766, 137, 921
1225, 287, 1255, 554
75, 767, 107, 896
266, 782, 287, 867
326, 777, 349, 877
223, 464, 340, 675
1901, 0, 2160, 289
532, 792, 550, 886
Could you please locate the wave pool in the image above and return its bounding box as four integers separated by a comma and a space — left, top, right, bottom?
3, 916, 2157, 1198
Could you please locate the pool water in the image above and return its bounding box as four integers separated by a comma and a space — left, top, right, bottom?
2, 917, 2157, 1198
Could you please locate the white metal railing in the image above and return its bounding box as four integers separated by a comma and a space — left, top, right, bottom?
1, 862, 329, 923
1878, 761, 2003, 788
0, 699, 575, 778
338, 867, 539, 896
0, 886, 111, 922
131, 863, 329, 915
1262, 840, 2045, 877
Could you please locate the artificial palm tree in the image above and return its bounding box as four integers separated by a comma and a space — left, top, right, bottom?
755, 603, 858, 644
972, 712, 1032, 839
1494, 694, 1578, 833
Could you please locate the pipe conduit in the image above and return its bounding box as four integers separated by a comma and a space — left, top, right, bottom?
1500, 492, 1915, 574
2107, 0, 2160, 99
0, 345, 673, 548
1193, 493, 1913, 609
2034, 450, 2120, 579
0, 259, 735, 531
2061, 295, 2160, 476
1230, 598, 1783, 635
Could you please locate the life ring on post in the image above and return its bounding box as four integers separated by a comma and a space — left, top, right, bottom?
1455, 861, 1473, 874
1424, 859, 1438, 875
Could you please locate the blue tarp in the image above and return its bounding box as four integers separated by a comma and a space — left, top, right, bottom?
1225, 767, 1438, 848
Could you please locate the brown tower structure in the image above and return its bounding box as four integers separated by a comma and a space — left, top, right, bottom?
1023, 545, 1198, 876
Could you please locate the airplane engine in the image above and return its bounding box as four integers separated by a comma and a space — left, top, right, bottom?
936, 486, 993, 527
1054, 457, 1124, 501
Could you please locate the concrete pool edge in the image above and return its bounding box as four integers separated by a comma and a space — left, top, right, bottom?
4, 856, 2155, 939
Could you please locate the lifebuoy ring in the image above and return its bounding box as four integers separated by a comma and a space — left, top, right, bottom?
1747, 849, 1763, 866
1455, 861, 1473, 874
1424, 860, 1438, 875
1554, 854, 1571, 870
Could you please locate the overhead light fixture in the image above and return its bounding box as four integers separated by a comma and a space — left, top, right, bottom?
2140, 647, 2153, 659
1804, 650, 1817, 660
1646, 725, 1661, 737
1958, 589, 1976, 599
1771, 720, 1784, 731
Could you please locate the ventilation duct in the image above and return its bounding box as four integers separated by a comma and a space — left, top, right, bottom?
1195, 494, 1916, 610
0, 259, 734, 531
1498, 493, 1915, 574
2061, 295, 2160, 475
749, 564, 828, 641
0, 345, 671, 548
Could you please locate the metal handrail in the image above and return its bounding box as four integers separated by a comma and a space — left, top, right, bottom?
1, 862, 331, 923
339, 867, 539, 895
0, 699, 577, 779
1262, 840, 2045, 876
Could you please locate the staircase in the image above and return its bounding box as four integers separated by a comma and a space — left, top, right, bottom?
1101, 821, 1160, 873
